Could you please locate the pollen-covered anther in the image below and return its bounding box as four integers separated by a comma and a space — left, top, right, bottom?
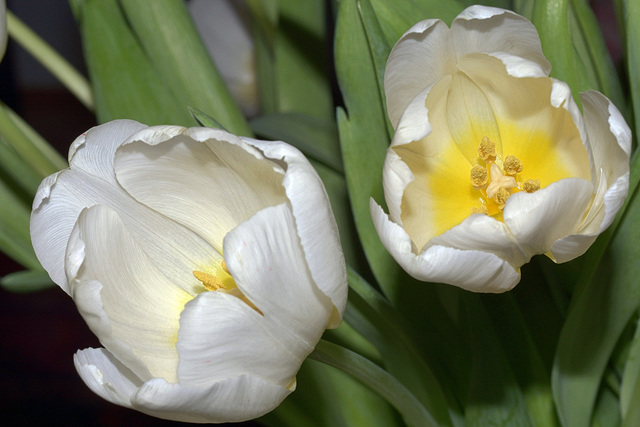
494, 188, 511, 209
478, 136, 496, 161
523, 179, 541, 193
470, 165, 489, 189
503, 155, 523, 176
470, 205, 489, 215
193, 270, 227, 291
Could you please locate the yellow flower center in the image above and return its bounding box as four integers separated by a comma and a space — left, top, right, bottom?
468, 137, 540, 216
193, 261, 262, 314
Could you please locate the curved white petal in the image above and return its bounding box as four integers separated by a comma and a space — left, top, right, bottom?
224, 203, 334, 348
115, 127, 287, 253
384, 19, 454, 128
429, 212, 529, 268
31, 122, 217, 296
132, 375, 290, 423
504, 178, 593, 256
371, 199, 520, 292
550, 172, 629, 263
74, 347, 143, 408
176, 291, 301, 388
68, 205, 191, 382
452, 6, 550, 75
244, 138, 347, 326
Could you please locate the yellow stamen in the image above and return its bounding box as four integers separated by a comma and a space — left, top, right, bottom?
478, 136, 496, 162
193, 270, 229, 291
523, 179, 541, 193
503, 155, 523, 176
470, 205, 489, 215
470, 165, 489, 189
494, 188, 511, 209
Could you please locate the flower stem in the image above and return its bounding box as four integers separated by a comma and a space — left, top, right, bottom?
6, 10, 94, 110
309, 339, 437, 427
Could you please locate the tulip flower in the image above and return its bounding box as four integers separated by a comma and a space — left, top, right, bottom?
371, 6, 631, 292
30, 120, 347, 422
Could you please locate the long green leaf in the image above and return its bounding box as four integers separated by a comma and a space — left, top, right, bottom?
621, 316, 640, 423
309, 339, 437, 427
74, 0, 192, 126
532, 0, 594, 105
464, 294, 534, 427
335, 0, 402, 297
552, 182, 640, 426
119, 0, 251, 136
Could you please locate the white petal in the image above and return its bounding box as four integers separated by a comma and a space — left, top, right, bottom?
69, 205, 191, 382
74, 347, 143, 408
67, 119, 148, 186
370, 199, 520, 292
245, 138, 347, 327
115, 127, 287, 253
384, 19, 454, 128
176, 291, 301, 387
504, 178, 593, 256
550, 172, 629, 263
31, 123, 217, 296
429, 213, 529, 268
132, 375, 290, 423
382, 148, 414, 225
580, 91, 631, 222
452, 6, 550, 75
224, 203, 334, 347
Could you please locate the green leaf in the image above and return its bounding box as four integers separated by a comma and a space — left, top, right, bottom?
532, 0, 594, 105
1, 270, 53, 293
464, 294, 534, 427
119, 0, 251, 136
309, 339, 436, 427
188, 107, 228, 131
618, 0, 640, 134
249, 0, 333, 120
621, 316, 640, 423
552, 181, 640, 427
74, 0, 193, 126
346, 268, 456, 426
335, 0, 402, 297
570, 0, 626, 112
0, 179, 41, 270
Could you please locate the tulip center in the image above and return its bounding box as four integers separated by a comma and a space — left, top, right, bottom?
469, 137, 540, 216
193, 261, 263, 314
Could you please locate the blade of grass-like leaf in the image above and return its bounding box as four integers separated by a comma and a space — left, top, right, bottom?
620, 316, 640, 420
335, 0, 402, 297
592, 385, 622, 427
481, 291, 560, 427
533, 0, 594, 104
514, 0, 536, 19
0, 179, 41, 270
4, 105, 66, 171
309, 339, 437, 427
346, 268, 463, 425
246, 0, 278, 114
188, 107, 228, 131
570, 0, 626, 113
120, 0, 251, 136
619, 0, 640, 134
552, 178, 640, 426
6, 11, 93, 110
250, 112, 343, 173
274, 0, 333, 120
368, 0, 462, 43
1, 270, 52, 293
0, 102, 62, 181
464, 294, 534, 427
74, 0, 192, 126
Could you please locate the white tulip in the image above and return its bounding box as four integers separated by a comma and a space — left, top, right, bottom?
31, 120, 347, 422
371, 6, 631, 293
